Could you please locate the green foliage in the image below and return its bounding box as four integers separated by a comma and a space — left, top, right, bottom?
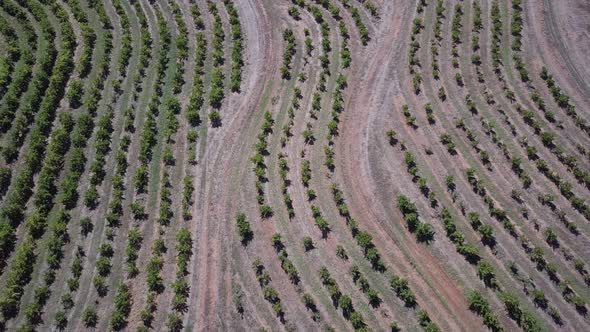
350, 7, 369, 45
390, 275, 416, 307
110, 283, 132, 330
416, 223, 435, 243
232, 213, 251, 246
500, 292, 542, 332
166, 312, 183, 332
82, 307, 98, 327
479, 224, 496, 246
440, 133, 457, 155
80, 217, 93, 236
208, 35, 224, 108
303, 236, 314, 251
252, 260, 284, 320
417, 310, 440, 332
281, 29, 296, 79
397, 195, 435, 243
259, 204, 273, 219
147, 256, 164, 294
125, 227, 142, 278
209, 110, 222, 128
222, 1, 244, 92
0, 167, 10, 196
0, 236, 36, 319
532, 289, 548, 309
54, 310, 67, 329
338, 295, 353, 317
477, 261, 499, 289
66, 79, 84, 108
301, 160, 311, 186
336, 245, 348, 260
288, 6, 300, 19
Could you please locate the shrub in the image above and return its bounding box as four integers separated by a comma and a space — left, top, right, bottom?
390, 275, 416, 307
418, 310, 440, 332
303, 236, 314, 251
336, 245, 348, 259
110, 283, 132, 330
209, 110, 222, 127
82, 307, 98, 327
166, 312, 183, 332
0, 167, 11, 196
288, 6, 300, 19
235, 213, 252, 244
338, 295, 353, 317
55, 310, 67, 329
416, 223, 435, 243
84, 186, 99, 208
80, 217, 93, 236
479, 224, 496, 246
66, 79, 83, 108
532, 289, 547, 309
367, 288, 381, 307
386, 129, 398, 145
260, 205, 273, 219
544, 228, 558, 248
350, 311, 365, 329
478, 261, 498, 289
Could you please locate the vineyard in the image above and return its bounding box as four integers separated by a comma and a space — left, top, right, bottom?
0, 0, 588, 331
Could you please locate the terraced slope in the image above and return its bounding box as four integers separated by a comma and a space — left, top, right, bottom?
0, 0, 588, 331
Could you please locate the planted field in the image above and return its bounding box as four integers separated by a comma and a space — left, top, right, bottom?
0, 0, 589, 331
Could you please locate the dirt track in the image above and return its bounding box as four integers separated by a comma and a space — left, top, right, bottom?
186, 0, 276, 329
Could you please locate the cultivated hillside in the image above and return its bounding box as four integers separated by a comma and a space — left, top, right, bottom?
0, 0, 589, 331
